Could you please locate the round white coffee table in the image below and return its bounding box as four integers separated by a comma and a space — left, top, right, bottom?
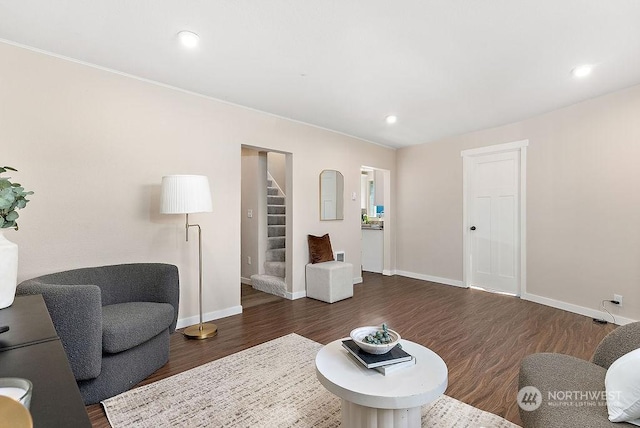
315, 338, 448, 428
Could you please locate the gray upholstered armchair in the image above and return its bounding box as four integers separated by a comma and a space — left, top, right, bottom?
519, 322, 640, 427
17, 263, 179, 404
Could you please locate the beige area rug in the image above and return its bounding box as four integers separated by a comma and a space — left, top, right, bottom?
102, 334, 519, 427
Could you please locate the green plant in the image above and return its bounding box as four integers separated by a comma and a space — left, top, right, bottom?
0, 166, 34, 230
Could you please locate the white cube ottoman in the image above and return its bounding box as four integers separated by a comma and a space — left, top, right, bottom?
306, 261, 353, 303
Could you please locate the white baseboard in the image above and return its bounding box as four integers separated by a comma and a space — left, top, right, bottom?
240, 276, 252, 285
395, 270, 465, 288
522, 293, 636, 326
176, 305, 243, 329
382, 270, 393, 276
394, 271, 636, 325
285, 290, 306, 300
353, 277, 363, 284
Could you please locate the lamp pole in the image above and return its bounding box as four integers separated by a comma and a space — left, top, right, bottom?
183, 213, 217, 339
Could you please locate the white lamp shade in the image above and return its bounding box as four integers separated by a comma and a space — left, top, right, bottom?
160, 175, 213, 214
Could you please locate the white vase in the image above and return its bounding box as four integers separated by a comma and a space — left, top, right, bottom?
0, 230, 19, 309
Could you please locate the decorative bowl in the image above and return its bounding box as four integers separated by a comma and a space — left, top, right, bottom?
349, 326, 401, 355
0, 377, 32, 409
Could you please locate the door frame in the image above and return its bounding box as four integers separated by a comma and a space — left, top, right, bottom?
461, 140, 528, 295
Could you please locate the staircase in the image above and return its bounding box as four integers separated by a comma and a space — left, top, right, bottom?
250, 178, 287, 297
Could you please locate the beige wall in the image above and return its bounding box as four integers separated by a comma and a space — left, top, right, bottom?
397, 84, 640, 322
1, 42, 397, 324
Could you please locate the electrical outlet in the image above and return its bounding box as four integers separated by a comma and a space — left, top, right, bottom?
247, 209, 253, 218
614, 294, 623, 306
248, 256, 252, 265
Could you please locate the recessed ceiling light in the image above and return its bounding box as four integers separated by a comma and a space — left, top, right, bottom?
385, 115, 397, 124
571, 64, 592, 78
178, 31, 199, 48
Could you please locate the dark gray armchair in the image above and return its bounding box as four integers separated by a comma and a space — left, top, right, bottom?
17, 263, 179, 404
519, 322, 640, 427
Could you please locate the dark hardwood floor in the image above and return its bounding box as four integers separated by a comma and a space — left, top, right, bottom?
87, 273, 615, 427
240, 283, 286, 308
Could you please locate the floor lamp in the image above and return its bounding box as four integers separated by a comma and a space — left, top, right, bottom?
160, 175, 217, 339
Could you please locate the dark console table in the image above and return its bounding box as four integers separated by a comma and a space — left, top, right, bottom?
0, 294, 91, 427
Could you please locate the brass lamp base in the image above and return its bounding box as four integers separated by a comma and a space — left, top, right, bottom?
183, 323, 218, 340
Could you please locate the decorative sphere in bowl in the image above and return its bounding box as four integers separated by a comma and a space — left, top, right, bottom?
350, 326, 401, 354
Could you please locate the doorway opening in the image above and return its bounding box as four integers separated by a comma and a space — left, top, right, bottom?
241, 146, 293, 304
360, 166, 392, 275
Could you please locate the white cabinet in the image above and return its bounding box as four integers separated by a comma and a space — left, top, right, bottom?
362, 229, 383, 273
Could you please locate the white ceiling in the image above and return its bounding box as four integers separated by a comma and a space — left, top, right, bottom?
1, 1, 640, 148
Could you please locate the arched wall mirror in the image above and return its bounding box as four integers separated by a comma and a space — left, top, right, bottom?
319, 170, 344, 220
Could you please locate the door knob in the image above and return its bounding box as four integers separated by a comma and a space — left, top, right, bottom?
470, 226, 476, 230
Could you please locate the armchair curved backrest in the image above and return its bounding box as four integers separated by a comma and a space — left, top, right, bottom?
591, 321, 640, 369
21, 263, 179, 331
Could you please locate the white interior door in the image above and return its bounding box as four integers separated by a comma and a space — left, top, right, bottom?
468, 151, 520, 294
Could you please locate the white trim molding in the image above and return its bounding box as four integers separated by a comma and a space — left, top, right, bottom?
176, 305, 243, 329
522, 293, 637, 326
395, 270, 465, 288
353, 276, 363, 284
460, 139, 529, 157
285, 290, 307, 300
240, 276, 252, 285
461, 139, 529, 296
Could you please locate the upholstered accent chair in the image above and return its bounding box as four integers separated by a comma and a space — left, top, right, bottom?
519, 322, 640, 427
17, 263, 179, 404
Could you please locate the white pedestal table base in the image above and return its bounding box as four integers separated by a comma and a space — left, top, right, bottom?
341, 399, 421, 428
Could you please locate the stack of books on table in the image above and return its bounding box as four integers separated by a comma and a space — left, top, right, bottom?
342, 340, 416, 375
